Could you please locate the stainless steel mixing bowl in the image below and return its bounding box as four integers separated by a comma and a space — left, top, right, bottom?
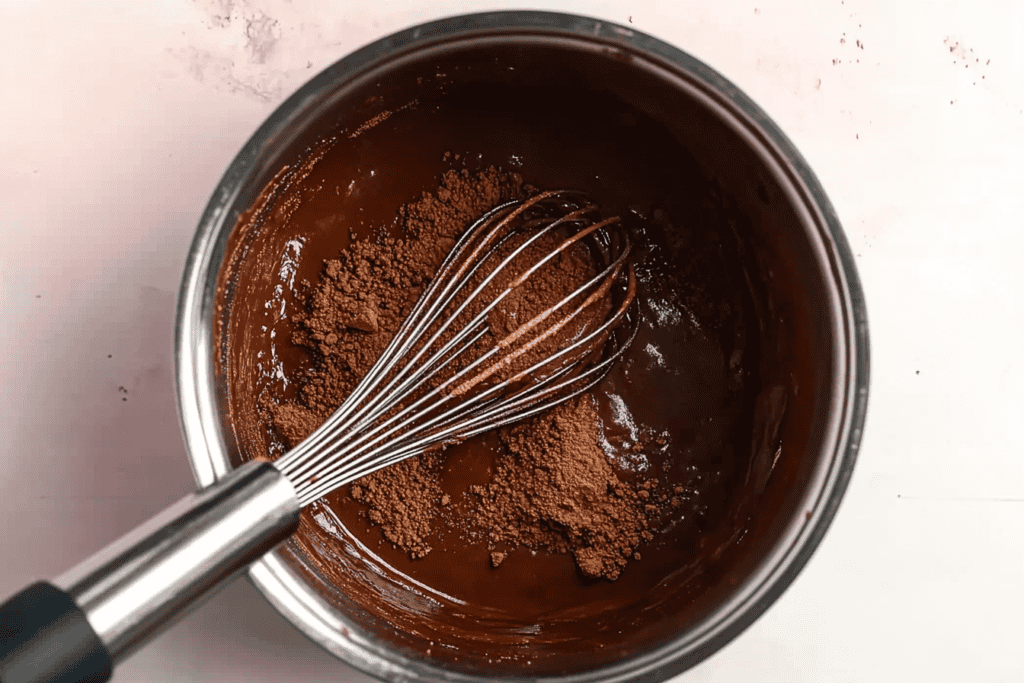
176, 11, 869, 682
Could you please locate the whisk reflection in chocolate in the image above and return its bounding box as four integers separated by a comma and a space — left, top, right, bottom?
277, 190, 638, 505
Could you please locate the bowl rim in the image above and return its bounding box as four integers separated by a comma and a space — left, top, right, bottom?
175, 10, 870, 683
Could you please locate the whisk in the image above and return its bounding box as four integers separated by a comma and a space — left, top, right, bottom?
0, 191, 636, 683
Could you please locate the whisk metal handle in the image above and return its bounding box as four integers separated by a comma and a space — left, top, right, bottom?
0, 461, 300, 683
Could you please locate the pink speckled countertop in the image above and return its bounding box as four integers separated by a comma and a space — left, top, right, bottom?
1, 2, 1022, 681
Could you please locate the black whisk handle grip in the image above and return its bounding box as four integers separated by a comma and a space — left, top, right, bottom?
0, 581, 111, 683
1, 461, 300, 683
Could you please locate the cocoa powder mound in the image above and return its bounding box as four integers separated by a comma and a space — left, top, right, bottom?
272, 164, 647, 579
474, 397, 648, 580
271, 166, 522, 433
350, 454, 444, 560
271, 166, 522, 558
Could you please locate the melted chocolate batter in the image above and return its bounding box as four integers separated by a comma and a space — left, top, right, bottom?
215, 48, 805, 674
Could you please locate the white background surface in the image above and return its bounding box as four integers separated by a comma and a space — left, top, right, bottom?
1, 1, 1022, 681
